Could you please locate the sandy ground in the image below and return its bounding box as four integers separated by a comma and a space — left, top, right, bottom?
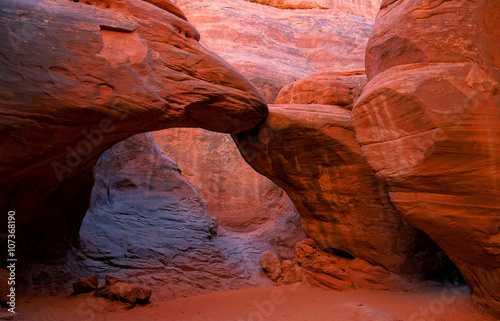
5, 282, 499, 321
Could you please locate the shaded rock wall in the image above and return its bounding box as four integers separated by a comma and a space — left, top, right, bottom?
153, 128, 298, 233
352, 0, 500, 317
73, 133, 305, 298
0, 0, 266, 262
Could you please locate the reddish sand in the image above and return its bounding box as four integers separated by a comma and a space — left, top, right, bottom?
10, 282, 498, 321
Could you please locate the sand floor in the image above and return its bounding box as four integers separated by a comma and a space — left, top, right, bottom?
6, 282, 499, 321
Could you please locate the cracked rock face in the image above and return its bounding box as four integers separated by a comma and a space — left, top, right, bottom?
0, 0, 267, 261
352, 0, 500, 317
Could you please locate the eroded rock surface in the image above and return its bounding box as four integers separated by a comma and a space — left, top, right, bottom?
0, 0, 266, 261
234, 104, 446, 276
243, 0, 381, 17
295, 239, 409, 291
68, 133, 304, 299
174, 0, 378, 102
352, 0, 500, 317
153, 128, 300, 233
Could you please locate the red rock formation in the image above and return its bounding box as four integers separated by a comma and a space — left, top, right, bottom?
295, 239, 409, 291
233, 104, 446, 276
244, 0, 381, 17
0, 0, 266, 261
352, 0, 500, 317
73, 133, 302, 298
275, 71, 367, 109
174, 0, 378, 102
153, 128, 299, 232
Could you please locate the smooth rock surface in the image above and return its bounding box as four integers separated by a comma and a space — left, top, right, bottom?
365, 0, 500, 80
352, 0, 500, 317
275, 71, 367, 109
0, 0, 267, 261
234, 104, 446, 276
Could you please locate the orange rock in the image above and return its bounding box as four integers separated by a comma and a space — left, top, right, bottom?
366, 0, 500, 79
294, 239, 409, 291
233, 104, 446, 276
0, 0, 266, 259
244, 0, 381, 16
175, 0, 378, 102
259, 252, 282, 281
275, 71, 367, 109
352, 0, 500, 317
153, 128, 297, 232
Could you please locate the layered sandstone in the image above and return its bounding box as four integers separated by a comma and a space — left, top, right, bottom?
275, 71, 367, 109
352, 0, 500, 317
74, 133, 304, 298
244, 0, 381, 17
0, 0, 266, 261
153, 128, 299, 232
173, 0, 379, 102
234, 104, 446, 276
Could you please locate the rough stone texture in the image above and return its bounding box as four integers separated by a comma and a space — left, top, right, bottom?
94, 277, 152, 306
295, 239, 409, 292
173, 0, 379, 102
68, 133, 304, 299
352, 0, 500, 317
153, 128, 299, 232
278, 260, 303, 285
275, 71, 367, 109
0, 0, 267, 262
234, 104, 446, 276
105, 275, 125, 287
72, 275, 98, 295
259, 252, 282, 281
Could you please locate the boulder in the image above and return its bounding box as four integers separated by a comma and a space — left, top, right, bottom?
104, 275, 125, 287
352, 0, 500, 317
95, 277, 152, 306
0, 0, 266, 261
278, 260, 303, 285
275, 71, 367, 109
72, 275, 98, 294
259, 252, 282, 281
